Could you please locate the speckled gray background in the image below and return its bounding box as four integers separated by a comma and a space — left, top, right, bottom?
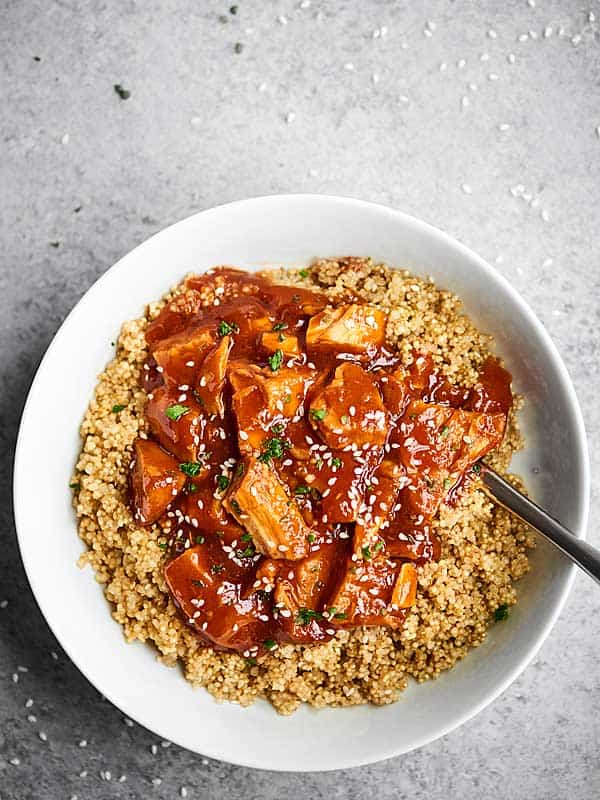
2, 0, 599, 798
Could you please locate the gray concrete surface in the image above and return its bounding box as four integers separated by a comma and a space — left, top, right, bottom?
2, 0, 599, 798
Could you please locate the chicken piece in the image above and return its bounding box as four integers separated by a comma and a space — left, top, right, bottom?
308, 362, 388, 449
378, 367, 409, 418
326, 553, 410, 628
260, 331, 301, 358
391, 563, 417, 610
164, 545, 272, 652
195, 335, 232, 417
230, 364, 315, 453
466, 356, 513, 415
398, 399, 507, 517
256, 540, 347, 643
354, 457, 406, 549
145, 288, 203, 347
130, 438, 186, 525
223, 458, 312, 560
306, 304, 386, 354
145, 385, 205, 462
152, 327, 215, 387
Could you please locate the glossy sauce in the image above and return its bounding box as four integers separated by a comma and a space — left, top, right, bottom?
129, 267, 512, 657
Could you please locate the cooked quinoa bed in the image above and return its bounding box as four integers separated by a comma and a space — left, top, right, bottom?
73, 257, 535, 715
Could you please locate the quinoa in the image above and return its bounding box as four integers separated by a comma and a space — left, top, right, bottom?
73, 257, 535, 715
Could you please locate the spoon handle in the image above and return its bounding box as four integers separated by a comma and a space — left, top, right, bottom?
480, 464, 599, 586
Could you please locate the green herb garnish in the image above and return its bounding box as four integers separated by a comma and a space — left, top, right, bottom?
299, 269, 309, 279
158, 542, 168, 551
166, 403, 190, 421
472, 463, 482, 475
361, 545, 372, 560
332, 457, 343, 468
187, 482, 198, 493
216, 474, 230, 491
236, 462, 245, 477
180, 461, 203, 477
271, 422, 284, 435
272, 322, 288, 332
241, 532, 252, 542
112, 404, 126, 413
440, 425, 450, 438
192, 579, 204, 588
294, 485, 311, 495
263, 639, 276, 650
334, 611, 347, 620
443, 477, 453, 489
210, 564, 225, 574
268, 349, 284, 371
245, 657, 257, 667
310, 408, 326, 421
230, 499, 241, 514
236, 546, 255, 559
217, 320, 239, 337
307, 533, 316, 543
195, 536, 205, 544
69, 482, 80, 490
296, 608, 323, 625
494, 604, 510, 622
258, 436, 290, 463
373, 541, 384, 555
341, 414, 350, 425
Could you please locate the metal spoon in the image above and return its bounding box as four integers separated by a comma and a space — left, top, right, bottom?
480, 463, 599, 585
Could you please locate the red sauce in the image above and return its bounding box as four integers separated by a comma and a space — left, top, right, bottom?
129, 267, 512, 657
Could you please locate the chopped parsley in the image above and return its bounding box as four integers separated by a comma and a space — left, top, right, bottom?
268, 348, 284, 371
440, 425, 450, 439
113, 83, 131, 100
217, 320, 239, 337
210, 564, 225, 574
271, 422, 285, 435
241, 532, 252, 542
234, 41, 244, 54
341, 414, 350, 425
111, 403, 126, 413
195, 535, 205, 544
216, 474, 230, 491
69, 482, 80, 490
310, 408, 327, 422
294, 485, 311, 495
272, 322, 288, 332
180, 461, 203, 477
192, 579, 205, 588
166, 403, 190, 421
235, 462, 245, 477
236, 546, 255, 559
258, 436, 290, 463
283, 393, 292, 404
472, 463, 482, 475
362, 541, 384, 560
187, 482, 198, 493
245, 657, 257, 667
230, 499, 241, 514
296, 608, 323, 625
494, 604, 510, 622
158, 542, 168, 551
443, 477, 453, 489
333, 611, 347, 620
332, 457, 343, 468
299, 269, 309, 279
307, 533, 316, 543
263, 639, 276, 650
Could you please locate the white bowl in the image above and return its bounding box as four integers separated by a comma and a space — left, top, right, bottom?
13, 195, 590, 771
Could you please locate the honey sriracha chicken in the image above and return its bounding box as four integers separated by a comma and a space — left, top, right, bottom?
129, 267, 512, 659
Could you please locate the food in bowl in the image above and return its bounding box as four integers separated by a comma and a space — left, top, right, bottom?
73, 257, 534, 714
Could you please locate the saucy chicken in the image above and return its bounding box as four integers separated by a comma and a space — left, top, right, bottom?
129, 267, 512, 657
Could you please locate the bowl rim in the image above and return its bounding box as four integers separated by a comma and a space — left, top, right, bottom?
13, 194, 591, 770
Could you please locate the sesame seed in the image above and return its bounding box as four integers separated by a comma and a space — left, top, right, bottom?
461, 183, 473, 195
488, 29, 497, 38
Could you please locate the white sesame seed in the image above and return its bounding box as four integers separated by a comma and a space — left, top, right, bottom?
25, 698, 33, 708
10, 757, 20, 766
518, 33, 529, 41
457, 58, 466, 68
0, 599, 8, 609
507, 52, 516, 63
285, 111, 296, 124
541, 209, 550, 222
239, 430, 249, 440
488, 29, 497, 38
543, 26, 553, 38
461, 96, 470, 109
27, 714, 37, 723
38, 731, 47, 742
79, 739, 87, 747
480, 52, 490, 62
498, 123, 511, 131
461, 183, 473, 195
344, 62, 355, 71
488, 73, 499, 81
